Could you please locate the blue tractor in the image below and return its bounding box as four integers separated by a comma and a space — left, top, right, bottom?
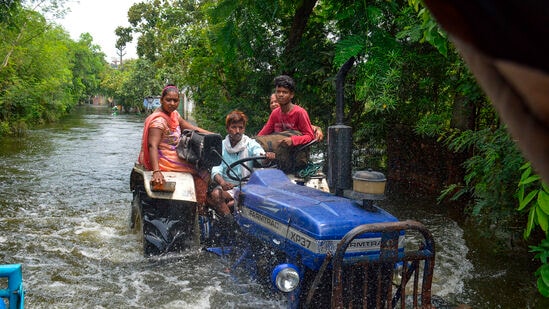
130, 147, 435, 308
130, 66, 435, 308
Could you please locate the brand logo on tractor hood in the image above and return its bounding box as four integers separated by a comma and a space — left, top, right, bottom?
241, 206, 404, 255
255, 203, 280, 213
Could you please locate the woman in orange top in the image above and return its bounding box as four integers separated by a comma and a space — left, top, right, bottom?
138, 84, 212, 205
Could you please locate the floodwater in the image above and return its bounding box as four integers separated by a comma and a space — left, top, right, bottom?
1, 106, 548, 308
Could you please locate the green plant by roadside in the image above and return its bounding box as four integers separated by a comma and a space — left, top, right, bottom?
530, 239, 549, 297
517, 162, 549, 297
441, 127, 523, 227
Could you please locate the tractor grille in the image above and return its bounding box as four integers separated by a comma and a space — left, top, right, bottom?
304, 220, 435, 309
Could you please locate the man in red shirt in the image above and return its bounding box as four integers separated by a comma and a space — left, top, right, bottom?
269, 92, 324, 142
258, 75, 315, 146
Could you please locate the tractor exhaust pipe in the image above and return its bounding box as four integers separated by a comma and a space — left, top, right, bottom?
328, 57, 355, 196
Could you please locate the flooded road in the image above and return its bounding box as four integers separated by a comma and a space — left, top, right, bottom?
1, 106, 548, 308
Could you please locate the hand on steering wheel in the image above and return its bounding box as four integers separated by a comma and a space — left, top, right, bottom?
226, 156, 268, 182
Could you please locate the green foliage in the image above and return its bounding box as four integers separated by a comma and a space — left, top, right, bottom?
536, 262, 549, 297
180, 0, 336, 133
443, 127, 524, 225
0, 121, 10, 136
1, 9, 71, 124
70, 33, 108, 104
415, 113, 447, 137
334, 35, 366, 67
115, 26, 133, 51
1, 0, 22, 24
4, 0, 547, 297
321, 0, 479, 158
121, 59, 163, 111
517, 162, 549, 238
531, 238, 549, 297
405, 0, 447, 55
0, 2, 107, 135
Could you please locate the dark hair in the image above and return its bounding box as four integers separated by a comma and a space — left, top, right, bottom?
161, 84, 179, 98
273, 75, 295, 92
225, 110, 248, 127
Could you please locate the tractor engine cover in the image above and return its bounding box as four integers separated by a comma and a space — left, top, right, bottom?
237, 169, 403, 271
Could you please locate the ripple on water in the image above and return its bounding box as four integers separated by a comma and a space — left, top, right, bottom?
1, 110, 286, 308
379, 199, 474, 304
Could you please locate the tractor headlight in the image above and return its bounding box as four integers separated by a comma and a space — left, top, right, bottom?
271, 264, 300, 292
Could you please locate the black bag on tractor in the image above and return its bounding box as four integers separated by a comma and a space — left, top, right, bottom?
176, 129, 223, 170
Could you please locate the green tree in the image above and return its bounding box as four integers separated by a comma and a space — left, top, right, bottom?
0, 8, 73, 132
0, 0, 22, 24
0, 2, 106, 135
442, 127, 524, 227
1, 0, 68, 69
114, 26, 133, 67
70, 33, 108, 104
405, 1, 528, 232
101, 58, 161, 112
126, 0, 164, 61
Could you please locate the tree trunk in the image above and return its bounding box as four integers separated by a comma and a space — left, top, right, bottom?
450, 93, 476, 131
1, 23, 25, 69
283, 0, 318, 69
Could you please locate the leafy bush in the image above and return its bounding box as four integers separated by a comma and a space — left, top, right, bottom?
442, 127, 524, 228
517, 162, 549, 297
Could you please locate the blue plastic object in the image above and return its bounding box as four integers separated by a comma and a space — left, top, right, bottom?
0, 264, 24, 309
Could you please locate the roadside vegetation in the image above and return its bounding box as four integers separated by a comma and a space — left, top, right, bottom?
2, 0, 548, 296
0, 0, 106, 135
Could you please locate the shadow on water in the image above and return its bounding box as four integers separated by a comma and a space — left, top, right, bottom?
1, 105, 549, 308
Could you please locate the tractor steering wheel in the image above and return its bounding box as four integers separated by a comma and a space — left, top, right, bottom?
226, 156, 267, 182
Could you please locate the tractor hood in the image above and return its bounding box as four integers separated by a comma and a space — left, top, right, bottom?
237, 169, 402, 270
